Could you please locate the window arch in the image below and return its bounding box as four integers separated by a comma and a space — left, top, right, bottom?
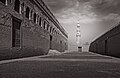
52, 28, 55, 34
46, 24, 49, 31
14, 0, 20, 13
43, 21, 46, 29
50, 26, 52, 33
26, 7, 30, 19
39, 17, 42, 26
33, 13, 36, 23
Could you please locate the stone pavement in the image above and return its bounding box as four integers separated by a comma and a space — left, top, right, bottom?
0, 51, 120, 78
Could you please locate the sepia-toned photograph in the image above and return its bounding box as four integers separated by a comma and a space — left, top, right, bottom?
0, 0, 120, 78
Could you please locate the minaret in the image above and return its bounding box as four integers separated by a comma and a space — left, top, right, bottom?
76, 21, 82, 52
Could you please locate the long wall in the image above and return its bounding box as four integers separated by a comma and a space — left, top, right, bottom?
89, 24, 120, 57
0, 0, 68, 60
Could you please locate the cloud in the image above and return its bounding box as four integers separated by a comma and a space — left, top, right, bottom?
44, 0, 106, 22
77, 0, 90, 3
43, 0, 120, 49
102, 13, 120, 21
89, 0, 120, 15
44, 0, 120, 24
43, 0, 77, 13
48, 0, 99, 24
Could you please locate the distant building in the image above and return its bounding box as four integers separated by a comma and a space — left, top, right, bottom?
0, 0, 68, 60
82, 42, 89, 52
76, 21, 82, 52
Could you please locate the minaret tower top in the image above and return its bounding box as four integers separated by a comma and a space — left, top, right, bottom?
76, 21, 81, 44
76, 20, 82, 52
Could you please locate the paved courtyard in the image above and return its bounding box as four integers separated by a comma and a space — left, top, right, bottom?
0, 51, 120, 78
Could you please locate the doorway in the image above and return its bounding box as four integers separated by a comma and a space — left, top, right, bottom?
105, 40, 108, 54
50, 35, 52, 49
12, 17, 21, 47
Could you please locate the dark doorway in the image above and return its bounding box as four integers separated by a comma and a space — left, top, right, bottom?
60, 41, 62, 51
95, 43, 98, 52
12, 17, 21, 47
50, 35, 52, 49
105, 40, 108, 54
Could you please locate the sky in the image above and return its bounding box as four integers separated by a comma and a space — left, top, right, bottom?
43, 0, 120, 51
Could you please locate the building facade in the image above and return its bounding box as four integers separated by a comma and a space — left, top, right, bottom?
89, 24, 120, 58
0, 0, 68, 60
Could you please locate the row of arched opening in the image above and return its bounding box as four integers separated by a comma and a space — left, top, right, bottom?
0, 0, 67, 39
23, 5, 61, 36
0, 0, 61, 36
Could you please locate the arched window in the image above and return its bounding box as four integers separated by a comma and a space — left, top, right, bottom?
39, 17, 42, 26
52, 28, 55, 34
33, 13, 36, 23
0, 0, 6, 4
50, 27, 52, 33
47, 24, 49, 31
14, 0, 20, 13
43, 21, 46, 29
26, 7, 30, 19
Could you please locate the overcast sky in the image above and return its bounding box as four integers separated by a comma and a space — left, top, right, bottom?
43, 0, 120, 51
